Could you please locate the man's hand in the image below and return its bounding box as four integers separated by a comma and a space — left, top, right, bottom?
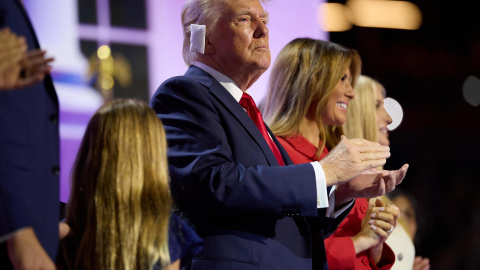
0, 27, 27, 90
381, 164, 409, 192
320, 135, 390, 187
335, 164, 409, 205
7, 227, 56, 270
15, 49, 54, 89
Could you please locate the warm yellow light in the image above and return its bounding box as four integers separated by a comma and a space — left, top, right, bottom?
97, 45, 111, 60
346, 0, 422, 30
100, 75, 114, 90
318, 3, 353, 32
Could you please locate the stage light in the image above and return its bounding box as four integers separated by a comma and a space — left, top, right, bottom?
346, 0, 422, 30
318, 3, 352, 32
97, 45, 111, 60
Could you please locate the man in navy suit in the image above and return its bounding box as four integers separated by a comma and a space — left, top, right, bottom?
151, 0, 405, 269
0, 0, 60, 269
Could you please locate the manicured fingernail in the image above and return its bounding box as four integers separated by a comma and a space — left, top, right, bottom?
378, 207, 385, 212
371, 213, 376, 218
370, 224, 377, 230
368, 220, 374, 224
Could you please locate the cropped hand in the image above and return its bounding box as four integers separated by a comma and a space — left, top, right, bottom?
0, 27, 27, 90
413, 256, 430, 270
320, 135, 390, 187
59, 221, 71, 240
15, 49, 54, 88
7, 227, 56, 270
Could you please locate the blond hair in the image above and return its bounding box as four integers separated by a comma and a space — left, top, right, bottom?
343, 75, 386, 143
263, 38, 361, 155
63, 99, 171, 270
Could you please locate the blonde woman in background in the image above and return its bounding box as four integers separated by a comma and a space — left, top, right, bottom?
59, 99, 203, 270
263, 38, 408, 270
343, 75, 430, 270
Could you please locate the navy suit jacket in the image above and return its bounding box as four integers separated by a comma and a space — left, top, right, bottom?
0, 0, 60, 263
151, 66, 351, 270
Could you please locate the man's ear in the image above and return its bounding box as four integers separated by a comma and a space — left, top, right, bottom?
204, 36, 215, 55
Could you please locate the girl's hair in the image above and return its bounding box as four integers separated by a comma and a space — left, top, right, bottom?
63, 99, 171, 270
343, 75, 386, 143
263, 38, 361, 155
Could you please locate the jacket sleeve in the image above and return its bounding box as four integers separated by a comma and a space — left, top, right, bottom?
325, 235, 357, 270
368, 243, 396, 270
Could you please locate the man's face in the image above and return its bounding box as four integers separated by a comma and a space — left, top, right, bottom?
210, 0, 271, 76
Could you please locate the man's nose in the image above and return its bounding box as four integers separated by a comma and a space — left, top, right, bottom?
254, 21, 268, 38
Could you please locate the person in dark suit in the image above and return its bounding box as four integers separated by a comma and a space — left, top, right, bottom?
151, 0, 403, 269
0, 0, 60, 269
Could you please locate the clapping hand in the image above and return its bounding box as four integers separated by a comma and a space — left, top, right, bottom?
0, 27, 54, 91
336, 164, 409, 202
0, 27, 27, 90
15, 49, 54, 89
320, 135, 390, 187
366, 198, 400, 264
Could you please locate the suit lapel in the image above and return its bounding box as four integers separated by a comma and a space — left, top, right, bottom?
185, 66, 280, 166
267, 125, 293, 166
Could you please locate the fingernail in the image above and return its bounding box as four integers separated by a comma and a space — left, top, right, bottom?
370, 224, 377, 230
368, 220, 374, 224
378, 207, 385, 212
370, 213, 376, 218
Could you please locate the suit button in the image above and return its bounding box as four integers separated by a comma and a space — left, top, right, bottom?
52, 166, 60, 176
50, 114, 58, 124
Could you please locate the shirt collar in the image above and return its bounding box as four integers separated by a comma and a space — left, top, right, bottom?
192, 61, 244, 102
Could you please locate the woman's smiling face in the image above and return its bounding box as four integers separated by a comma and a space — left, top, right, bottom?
322, 68, 355, 125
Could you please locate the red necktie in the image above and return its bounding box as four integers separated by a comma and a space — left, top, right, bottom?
239, 93, 285, 166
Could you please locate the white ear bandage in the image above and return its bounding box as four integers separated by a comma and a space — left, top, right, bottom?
189, 24, 206, 54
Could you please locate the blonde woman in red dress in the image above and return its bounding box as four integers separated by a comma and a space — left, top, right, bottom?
263, 38, 408, 270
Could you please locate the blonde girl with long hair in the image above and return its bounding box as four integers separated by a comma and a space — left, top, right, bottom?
343, 76, 429, 270
60, 99, 202, 270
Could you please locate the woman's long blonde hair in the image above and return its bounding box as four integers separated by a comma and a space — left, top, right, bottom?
263, 38, 361, 155
63, 99, 171, 270
342, 77, 410, 231
343, 75, 386, 143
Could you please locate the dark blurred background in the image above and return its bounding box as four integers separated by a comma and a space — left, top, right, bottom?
329, 0, 480, 268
